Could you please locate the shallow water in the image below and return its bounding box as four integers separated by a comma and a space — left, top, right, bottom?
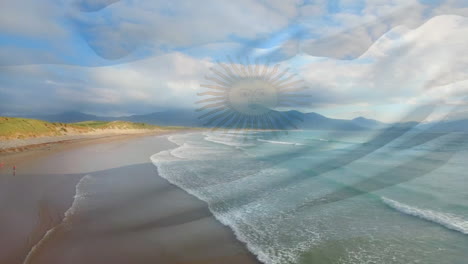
151, 130, 468, 264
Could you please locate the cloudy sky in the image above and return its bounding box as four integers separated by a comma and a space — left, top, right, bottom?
1, 0, 468, 122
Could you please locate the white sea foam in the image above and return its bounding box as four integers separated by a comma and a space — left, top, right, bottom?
152, 132, 468, 264
257, 139, 305, 146
167, 135, 182, 145
204, 134, 255, 147
152, 147, 318, 264
167, 133, 196, 146
150, 134, 320, 264
23, 174, 94, 264
382, 197, 468, 235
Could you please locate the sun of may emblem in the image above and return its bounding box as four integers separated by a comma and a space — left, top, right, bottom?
196, 57, 307, 131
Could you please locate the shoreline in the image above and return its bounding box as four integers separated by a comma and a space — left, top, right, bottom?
0, 129, 188, 171
0, 129, 182, 153
0, 130, 261, 264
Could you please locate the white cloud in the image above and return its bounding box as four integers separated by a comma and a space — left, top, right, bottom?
296, 15, 468, 120
3, 0, 468, 121
0, 0, 66, 37
0, 52, 214, 115
89, 52, 213, 108
70, 0, 304, 59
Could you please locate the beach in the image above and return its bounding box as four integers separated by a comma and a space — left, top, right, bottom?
2, 129, 467, 264
0, 132, 260, 264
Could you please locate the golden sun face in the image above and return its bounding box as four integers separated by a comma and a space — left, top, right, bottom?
228, 78, 278, 115
196, 58, 306, 131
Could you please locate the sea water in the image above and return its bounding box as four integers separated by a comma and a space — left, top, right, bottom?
151, 130, 468, 264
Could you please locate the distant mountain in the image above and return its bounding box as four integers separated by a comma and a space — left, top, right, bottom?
22, 110, 201, 127
18, 110, 468, 132
120, 110, 201, 127
351, 116, 386, 129
24, 111, 108, 123
421, 118, 468, 132
296, 112, 371, 130
123, 110, 380, 130
15, 110, 386, 130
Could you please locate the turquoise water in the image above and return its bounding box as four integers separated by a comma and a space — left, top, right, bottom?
151, 130, 468, 264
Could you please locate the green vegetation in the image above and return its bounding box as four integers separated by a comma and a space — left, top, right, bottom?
0, 117, 166, 140
72, 120, 160, 130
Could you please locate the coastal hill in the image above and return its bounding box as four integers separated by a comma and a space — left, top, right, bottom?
21, 110, 386, 130
10, 109, 468, 132
0, 117, 164, 140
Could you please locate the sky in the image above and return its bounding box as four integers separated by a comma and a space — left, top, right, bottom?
1, 0, 468, 122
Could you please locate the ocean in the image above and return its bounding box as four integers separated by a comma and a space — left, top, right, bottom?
151, 129, 468, 264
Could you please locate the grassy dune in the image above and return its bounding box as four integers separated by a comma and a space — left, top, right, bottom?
72, 120, 159, 130
0, 117, 164, 140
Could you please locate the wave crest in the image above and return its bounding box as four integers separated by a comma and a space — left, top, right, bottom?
382, 197, 468, 235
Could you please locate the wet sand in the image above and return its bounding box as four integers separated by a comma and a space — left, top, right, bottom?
0, 133, 261, 264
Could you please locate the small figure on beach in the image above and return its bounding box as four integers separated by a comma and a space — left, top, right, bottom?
13, 165, 16, 176
0, 162, 4, 169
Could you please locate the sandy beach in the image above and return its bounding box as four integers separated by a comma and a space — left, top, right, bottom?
0, 132, 260, 264
0, 127, 175, 153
